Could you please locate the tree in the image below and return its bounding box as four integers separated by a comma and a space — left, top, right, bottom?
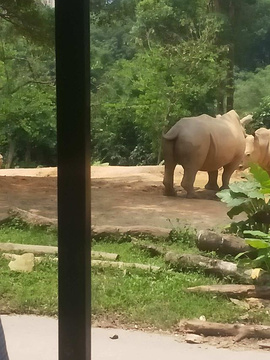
90, 17, 136, 93
0, 0, 54, 48
234, 66, 270, 115
91, 0, 270, 165
208, 0, 270, 112
92, 2, 228, 164
0, 21, 55, 167
233, 0, 270, 71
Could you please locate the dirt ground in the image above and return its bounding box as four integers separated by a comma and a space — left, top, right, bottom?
0, 165, 244, 232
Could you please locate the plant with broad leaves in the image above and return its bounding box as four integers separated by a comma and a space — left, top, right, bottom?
235, 230, 270, 271
217, 164, 270, 234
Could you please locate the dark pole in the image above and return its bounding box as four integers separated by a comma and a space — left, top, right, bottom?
55, 0, 90, 359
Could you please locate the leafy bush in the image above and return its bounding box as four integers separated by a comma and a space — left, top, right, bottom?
236, 230, 270, 271
234, 66, 270, 117
252, 95, 270, 129
217, 164, 270, 234
217, 165, 270, 271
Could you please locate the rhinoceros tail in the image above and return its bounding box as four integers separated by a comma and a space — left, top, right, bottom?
162, 122, 180, 141
162, 134, 176, 164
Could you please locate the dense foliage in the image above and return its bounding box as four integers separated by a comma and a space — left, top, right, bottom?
0, 1, 55, 167
91, 0, 270, 165
2, 1, 270, 166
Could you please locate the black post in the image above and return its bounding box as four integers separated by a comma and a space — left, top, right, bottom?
55, 0, 90, 359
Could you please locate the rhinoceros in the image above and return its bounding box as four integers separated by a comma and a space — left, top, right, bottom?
162, 110, 246, 198
239, 128, 270, 175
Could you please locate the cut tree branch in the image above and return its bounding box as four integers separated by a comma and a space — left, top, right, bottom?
186, 284, 270, 299
91, 260, 160, 272
179, 320, 270, 342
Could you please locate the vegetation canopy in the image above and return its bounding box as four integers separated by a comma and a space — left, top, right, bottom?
2, 1, 270, 167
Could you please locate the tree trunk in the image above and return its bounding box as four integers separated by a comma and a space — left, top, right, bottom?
216, 84, 226, 114
209, 0, 236, 113
5, 138, 16, 169
25, 143, 31, 163
226, 44, 235, 111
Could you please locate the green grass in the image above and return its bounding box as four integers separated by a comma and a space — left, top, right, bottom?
0, 221, 57, 246
92, 267, 244, 329
92, 241, 165, 266
0, 255, 57, 315
1, 224, 270, 330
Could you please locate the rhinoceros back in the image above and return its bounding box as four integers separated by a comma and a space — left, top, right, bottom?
163, 115, 213, 141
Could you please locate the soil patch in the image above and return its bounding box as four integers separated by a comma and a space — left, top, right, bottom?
0, 165, 244, 231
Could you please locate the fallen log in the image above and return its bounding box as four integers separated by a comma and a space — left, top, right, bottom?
197, 230, 251, 256
164, 251, 270, 283
91, 259, 160, 272
0, 243, 119, 261
0, 242, 58, 255
164, 251, 245, 280
0, 207, 57, 228
246, 297, 270, 309
186, 284, 270, 299
179, 320, 270, 342
91, 225, 170, 238
91, 251, 119, 261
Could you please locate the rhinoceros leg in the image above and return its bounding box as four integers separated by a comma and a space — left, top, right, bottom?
205, 171, 219, 191
181, 167, 198, 198
163, 162, 177, 196
220, 161, 239, 190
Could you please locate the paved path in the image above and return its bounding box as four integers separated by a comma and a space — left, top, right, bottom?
1, 315, 270, 360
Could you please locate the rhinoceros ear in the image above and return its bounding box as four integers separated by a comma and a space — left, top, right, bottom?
240, 114, 253, 126
254, 132, 259, 143
254, 128, 270, 150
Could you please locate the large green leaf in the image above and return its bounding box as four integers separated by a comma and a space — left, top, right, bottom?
216, 189, 250, 207
243, 230, 270, 239
227, 197, 251, 207
235, 251, 251, 259
227, 204, 246, 219
216, 189, 231, 202
245, 239, 270, 249
229, 181, 260, 196
247, 191, 265, 199
250, 164, 270, 191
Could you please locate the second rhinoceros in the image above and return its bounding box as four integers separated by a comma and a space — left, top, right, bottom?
239, 127, 270, 175
162, 110, 246, 198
